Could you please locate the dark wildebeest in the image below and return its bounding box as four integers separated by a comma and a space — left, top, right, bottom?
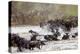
16, 38, 31, 52
29, 40, 45, 50
62, 33, 69, 40
8, 33, 21, 52
51, 29, 61, 41
72, 32, 78, 38
29, 30, 46, 50
29, 30, 39, 35
44, 29, 60, 41
30, 35, 37, 41
75, 32, 78, 36
8, 33, 20, 47
44, 34, 59, 41
9, 33, 31, 52
29, 30, 39, 41
52, 34, 59, 41
15, 39, 45, 51
44, 35, 53, 41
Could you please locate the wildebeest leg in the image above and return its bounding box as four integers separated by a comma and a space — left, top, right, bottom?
17, 44, 22, 52
30, 47, 34, 50
32, 47, 34, 50
29, 46, 34, 50
37, 45, 41, 49
29, 47, 31, 50
35, 45, 41, 49
18, 47, 22, 52
41, 41, 45, 45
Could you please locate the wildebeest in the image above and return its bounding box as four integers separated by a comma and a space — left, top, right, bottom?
9, 33, 19, 47
29, 40, 45, 50
44, 35, 59, 41
9, 33, 31, 52
9, 33, 46, 52
44, 28, 61, 41
52, 34, 60, 41
54, 29, 61, 36
44, 35, 53, 41
52, 29, 61, 41
17, 38, 31, 52
72, 32, 78, 38
74, 32, 78, 36
29, 30, 39, 35
30, 35, 37, 41
8, 33, 22, 52
62, 33, 70, 40
29, 30, 39, 41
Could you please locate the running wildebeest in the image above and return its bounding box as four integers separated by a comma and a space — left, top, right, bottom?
9, 33, 22, 52
44, 34, 59, 41
74, 32, 78, 36
72, 32, 78, 38
51, 29, 61, 41
29, 30, 39, 41
62, 33, 70, 40
29, 30, 39, 35
9, 33, 46, 52
29, 40, 45, 50
30, 35, 37, 41
9, 33, 19, 48
44, 35, 53, 41
44, 29, 61, 41
52, 34, 59, 41
9, 33, 32, 52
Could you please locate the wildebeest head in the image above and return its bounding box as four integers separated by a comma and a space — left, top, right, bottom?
29, 30, 33, 33
29, 30, 39, 36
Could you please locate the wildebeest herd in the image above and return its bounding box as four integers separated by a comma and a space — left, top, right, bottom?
9, 33, 46, 52
9, 16, 78, 52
